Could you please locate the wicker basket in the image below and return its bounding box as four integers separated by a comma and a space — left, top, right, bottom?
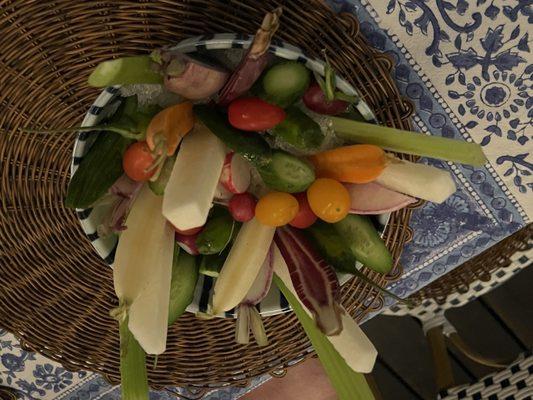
0, 0, 416, 395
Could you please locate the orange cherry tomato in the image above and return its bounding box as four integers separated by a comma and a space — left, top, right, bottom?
307, 178, 350, 223
255, 192, 299, 227
123, 141, 156, 182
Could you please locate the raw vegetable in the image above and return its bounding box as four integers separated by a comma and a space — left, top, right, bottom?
303, 82, 349, 115
211, 218, 275, 314
162, 122, 226, 230
346, 182, 416, 214
257, 151, 316, 193
167, 244, 199, 325
275, 226, 343, 336
66, 132, 132, 208
289, 192, 317, 229
214, 183, 233, 203
195, 105, 316, 193
199, 249, 228, 277
228, 193, 256, 222
261, 61, 310, 107
219, 152, 252, 194
376, 156, 456, 204
195, 212, 236, 255
88, 55, 163, 87
309, 144, 386, 184
122, 141, 156, 182
175, 231, 200, 255
271, 106, 324, 150
146, 102, 195, 156
113, 186, 174, 354
149, 156, 176, 196
235, 247, 273, 346
334, 214, 393, 274
173, 225, 203, 236
218, 8, 282, 106
228, 97, 286, 131
307, 178, 350, 223
255, 192, 299, 227
331, 117, 488, 166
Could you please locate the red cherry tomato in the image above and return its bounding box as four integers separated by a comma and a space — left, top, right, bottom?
173, 225, 204, 236
303, 82, 348, 115
228, 193, 256, 222
123, 141, 156, 182
289, 192, 318, 229
228, 97, 286, 131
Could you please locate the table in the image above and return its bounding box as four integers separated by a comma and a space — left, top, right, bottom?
1, 0, 530, 398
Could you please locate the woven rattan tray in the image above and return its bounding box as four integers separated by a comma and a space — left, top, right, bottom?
0, 0, 416, 394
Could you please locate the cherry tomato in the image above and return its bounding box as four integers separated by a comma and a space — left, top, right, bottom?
123, 141, 156, 182
255, 192, 299, 227
303, 83, 349, 115
229, 193, 257, 222
289, 192, 317, 229
228, 97, 286, 131
307, 178, 350, 223
173, 225, 204, 236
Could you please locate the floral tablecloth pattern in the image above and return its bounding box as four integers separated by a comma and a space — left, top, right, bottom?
1, 0, 531, 399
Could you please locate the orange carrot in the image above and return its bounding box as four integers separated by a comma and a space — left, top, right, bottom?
309, 144, 386, 183
146, 102, 194, 156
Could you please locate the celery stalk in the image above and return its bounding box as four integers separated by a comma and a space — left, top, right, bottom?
88, 56, 163, 87
274, 275, 375, 400
119, 317, 150, 400
331, 117, 487, 166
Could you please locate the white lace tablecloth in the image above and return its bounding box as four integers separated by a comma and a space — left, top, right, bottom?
1, 0, 531, 398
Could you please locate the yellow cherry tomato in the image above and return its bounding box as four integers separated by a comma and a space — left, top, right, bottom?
307, 178, 350, 223
255, 192, 299, 227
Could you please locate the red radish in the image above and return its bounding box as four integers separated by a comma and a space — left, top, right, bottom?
289, 192, 317, 229
303, 82, 349, 115
275, 226, 343, 336
228, 97, 286, 131
229, 193, 256, 222
346, 182, 416, 214
174, 225, 203, 236
175, 231, 200, 255
219, 152, 251, 194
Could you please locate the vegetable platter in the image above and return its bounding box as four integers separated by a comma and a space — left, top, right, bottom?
0, 2, 487, 399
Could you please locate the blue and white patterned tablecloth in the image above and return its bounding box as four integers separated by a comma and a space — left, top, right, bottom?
1, 1, 531, 399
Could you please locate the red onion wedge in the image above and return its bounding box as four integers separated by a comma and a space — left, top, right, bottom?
346, 182, 416, 215
275, 226, 343, 336
235, 247, 273, 346
175, 231, 200, 255
218, 8, 283, 106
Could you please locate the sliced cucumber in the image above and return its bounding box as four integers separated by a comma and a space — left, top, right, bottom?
262, 61, 310, 107
149, 156, 176, 196
88, 55, 163, 87
272, 106, 324, 150
167, 245, 199, 326
333, 214, 392, 274
258, 151, 315, 193
331, 117, 487, 166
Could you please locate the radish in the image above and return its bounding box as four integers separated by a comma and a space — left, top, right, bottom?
377, 157, 456, 204
175, 231, 200, 255
214, 183, 233, 204
346, 182, 416, 214
228, 193, 256, 222
235, 247, 273, 346
219, 152, 251, 194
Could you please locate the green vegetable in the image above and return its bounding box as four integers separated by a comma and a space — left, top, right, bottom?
274, 276, 375, 400
66, 132, 132, 208
333, 215, 392, 274
168, 245, 199, 325
88, 55, 163, 87
118, 315, 149, 400
195, 212, 236, 255
149, 156, 176, 195
195, 105, 315, 193
338, 107, 365, 122
331, 117, 487, 166
271, 106, 324, 150
261, 61, 310, 107
258, 151, 315, 193
199, 249, 229, 277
